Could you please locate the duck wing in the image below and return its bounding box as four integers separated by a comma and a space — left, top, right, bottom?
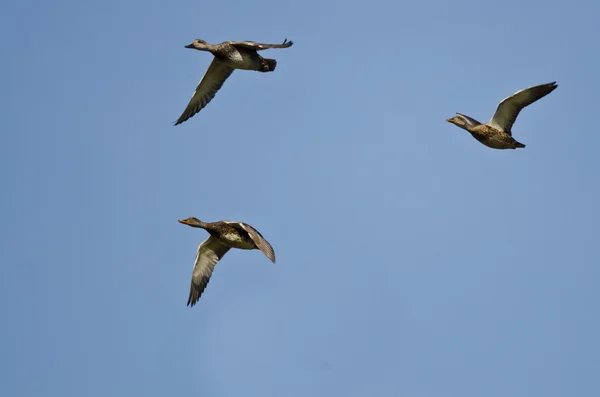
230, 39, 293, 51
487, 82, 557, 135
187, 236, 231, 306
175, 58, 234, 125
224, 221, 276, 263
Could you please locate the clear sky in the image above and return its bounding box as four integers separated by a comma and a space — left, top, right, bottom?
2, 0, 599, 395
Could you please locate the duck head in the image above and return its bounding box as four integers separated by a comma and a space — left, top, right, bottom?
184, 40, 211, 51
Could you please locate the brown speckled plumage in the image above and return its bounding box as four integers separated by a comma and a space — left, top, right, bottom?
178, 217, 276, 307
447, 82, 558, 150
466, 123, 526, 150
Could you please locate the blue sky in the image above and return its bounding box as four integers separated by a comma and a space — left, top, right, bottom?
2, 0, 599, 395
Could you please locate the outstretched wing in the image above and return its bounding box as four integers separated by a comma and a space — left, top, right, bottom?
187, 236, 231, 307
487, 82, 557, 135
225, 221, 276, 263
175, 58, 235, 125
229, 38, 293, 51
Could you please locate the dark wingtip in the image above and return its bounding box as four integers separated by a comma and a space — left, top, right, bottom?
187, 285, 199, 307
173, 117, 186, 126
187, 294, 197, 307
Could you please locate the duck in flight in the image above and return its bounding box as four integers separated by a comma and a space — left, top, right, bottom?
446, 82, 558, 149
178, 217, 276, 306
174, 39, 294, 125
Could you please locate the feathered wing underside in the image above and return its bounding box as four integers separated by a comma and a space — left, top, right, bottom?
230, 39, 293, 51
487, 82, 558, 134
224, 221, 276, 263
174, 59, 235, 125
188, 236, 231, 306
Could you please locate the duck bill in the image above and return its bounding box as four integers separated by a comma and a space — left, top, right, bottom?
184, 43, 195, 49
178, 219, 191, 225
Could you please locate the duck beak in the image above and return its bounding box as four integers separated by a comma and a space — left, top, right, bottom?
178, 219, 190, 225
446, 118, 454, 123
184, 43, 195, 49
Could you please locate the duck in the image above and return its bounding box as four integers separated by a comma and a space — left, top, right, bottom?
446, 82, 558, 149
178, 217, 276, 306
174, 39, 294, 125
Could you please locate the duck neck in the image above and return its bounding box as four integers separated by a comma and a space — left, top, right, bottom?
463, 124, 475, 133
195, 43, 214, 52
189, 219, 211, 229
455, 118, 475, 133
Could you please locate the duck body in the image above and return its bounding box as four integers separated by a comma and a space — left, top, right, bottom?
468, 124, 526, 150
202, 220, 259, 250
446, 114, 526, 150
207, 42, 275, 72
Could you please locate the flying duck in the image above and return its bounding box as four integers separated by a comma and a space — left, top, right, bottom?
174, 39, 294, 125
178, 217, 276, 306
446, 82, 558, 149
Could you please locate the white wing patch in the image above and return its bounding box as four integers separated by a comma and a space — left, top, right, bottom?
229, 49, 243, 63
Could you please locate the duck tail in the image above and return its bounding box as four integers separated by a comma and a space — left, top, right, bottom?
515, 141, 526, 149
261, 58, 277, 72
